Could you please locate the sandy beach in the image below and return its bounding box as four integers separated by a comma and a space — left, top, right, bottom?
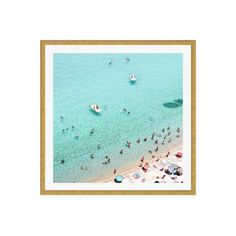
96, 144, 183, 184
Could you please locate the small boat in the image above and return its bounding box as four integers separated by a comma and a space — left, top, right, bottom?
89, 104, 101, 113
129, 74, 136, 82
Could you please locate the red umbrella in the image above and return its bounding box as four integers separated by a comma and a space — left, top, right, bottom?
175, 152, 182, 158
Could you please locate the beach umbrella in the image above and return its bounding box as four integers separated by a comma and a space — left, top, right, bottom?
114, 175, 123, 183
175, 152, 183, 158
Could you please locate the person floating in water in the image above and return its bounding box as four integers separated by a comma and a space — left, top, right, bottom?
105, 155, 109, 159
90, 129, 94, 135
126, 142, 132, 148
125, 58, 130, 62
136, 138, 140, 143
60, 159, 65, 164
108, 60, 112, 66
144, 137, 147, 142
60, 115, 64, 120
162, 128, 165, 132
127, 112, 130, 115
151, 132, 155, 140
97, 144, 101, 149
123, 108, 127, 112
90, 154, 94, 159
120, 149, 123, 154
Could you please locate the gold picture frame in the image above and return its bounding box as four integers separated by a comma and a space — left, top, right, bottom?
40, 40, 196, 195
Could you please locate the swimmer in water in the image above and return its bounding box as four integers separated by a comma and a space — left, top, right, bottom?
60, 160, 65, 164
136, 138, 140, 143
168, 138, 171, 143
108, 60, 112, 66
90, 154, 94, 159
149, 150, 152, 154
127, 112, 130, 115
127, 143, 132, 148
75, 136, 79, 140
72, 126, 74, 131
105, 155, 109, 159
62, 129, 65, 134
155, 140, 158, 144
152, 132, 155, 137
123, 108, 127, 112
162, 128, 165, 132
120, 149, 123, 154
144, 138, 147, 142
167, 126, 170, 130
97, 144, 101, 149
125, 58, 130, 62
155, 146, 159, 152
60, 115, 64, 120
90, 129, 94, 135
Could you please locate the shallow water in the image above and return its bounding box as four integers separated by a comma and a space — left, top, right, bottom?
53, 53, 183, 182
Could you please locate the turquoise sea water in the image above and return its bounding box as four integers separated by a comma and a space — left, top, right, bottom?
53, 53, 183, 182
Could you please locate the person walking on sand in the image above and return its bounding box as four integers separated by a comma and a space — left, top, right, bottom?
113, 169, 117, 174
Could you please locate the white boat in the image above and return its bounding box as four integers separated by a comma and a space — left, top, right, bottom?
129, 74, 136, 82
89, 104, 101, 113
